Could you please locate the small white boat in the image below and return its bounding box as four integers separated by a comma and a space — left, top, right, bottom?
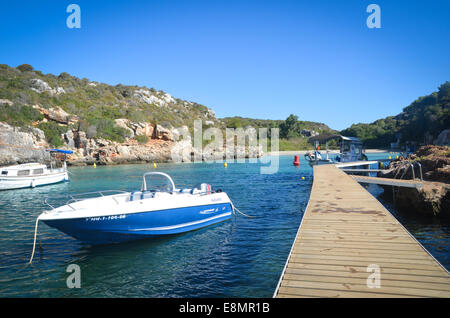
304, 135, 368, 165
0, 149, 72, 190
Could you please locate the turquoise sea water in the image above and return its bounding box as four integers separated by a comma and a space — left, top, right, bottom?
0, 154, 448, 297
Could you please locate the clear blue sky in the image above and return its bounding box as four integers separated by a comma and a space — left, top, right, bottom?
0, 0, 449, 130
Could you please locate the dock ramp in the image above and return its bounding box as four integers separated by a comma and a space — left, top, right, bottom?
274, 165, 450, 298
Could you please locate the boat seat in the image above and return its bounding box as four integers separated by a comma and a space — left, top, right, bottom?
141, 191, 155, 200
129, 191, 156, 201
129, 191, 141, 201
177, 188, 192, 194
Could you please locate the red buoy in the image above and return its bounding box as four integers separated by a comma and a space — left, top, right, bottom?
293, 155, 300, 166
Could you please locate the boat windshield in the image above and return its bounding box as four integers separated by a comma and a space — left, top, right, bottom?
141, 172, 176, 192
342, 142, 351, 153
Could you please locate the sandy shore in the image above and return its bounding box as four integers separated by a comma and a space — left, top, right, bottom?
264, 149, 388, 156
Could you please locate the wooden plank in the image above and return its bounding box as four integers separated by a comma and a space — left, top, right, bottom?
290, 252, 439, 266
280, 279, 450, 297
285, 267, 450, 284
293, 241, 427, 251
282, 273, 450, 291
274, 164, 450, 298
352, 175, 424, 189
294, 238, 423, 246
300, 229, 411, 236
299, 224, 404, 229
291, 247, 436, 259
288, 256, 441, 271
297, 234, 416, 243
277, 287, 415, 298
287, 262, 449, 277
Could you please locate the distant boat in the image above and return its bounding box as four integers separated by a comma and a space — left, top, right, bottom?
0, 149, 72, 190
304, 134, 368, 165
36, 172, 233, 245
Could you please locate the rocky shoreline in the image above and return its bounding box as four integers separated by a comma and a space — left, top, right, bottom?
378, 145, 450, 218
0, 118, 264, 167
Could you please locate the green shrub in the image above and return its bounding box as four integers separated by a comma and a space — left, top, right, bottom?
0, 103, 43, 127
17, 64, 34, 72
135, 135, 149, 144
37, 121, 66, 147
87, 118, 131, 142
278, 138, 313, 151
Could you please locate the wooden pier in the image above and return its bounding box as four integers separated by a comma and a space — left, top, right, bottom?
274, 164, 450, 298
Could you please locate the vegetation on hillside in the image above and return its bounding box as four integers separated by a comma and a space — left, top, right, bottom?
0, 63, 218, 145
341, 82, 450, 148
2, 63, 445, 151
222, 114, 337, 150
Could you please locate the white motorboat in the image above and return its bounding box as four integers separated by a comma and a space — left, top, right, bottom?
35, 172, 234, 245
0, 149, 72, 190
304, 134, 368, 165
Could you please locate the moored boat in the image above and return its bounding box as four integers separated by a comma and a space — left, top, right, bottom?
35, 172, 234, 246
0, 149, 72, 190
304, 134, 368, 165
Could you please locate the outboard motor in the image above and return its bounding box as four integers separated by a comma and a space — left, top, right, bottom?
192, 183, 212, 194
199, 183, 212, 194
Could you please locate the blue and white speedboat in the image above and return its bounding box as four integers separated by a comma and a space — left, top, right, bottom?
35, 172, 234, 245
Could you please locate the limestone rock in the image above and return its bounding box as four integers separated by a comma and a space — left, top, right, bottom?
64, 130, 75, 148
131, 122, 154, 137
114, 119, 135, 138
0, 122, 48, 165
73, 130, 88, 150
133, 89, 175, 107
152, 124, 173, 141
0, 99, 13, 106
30, 78, 65, 96
33, 105, 77, 124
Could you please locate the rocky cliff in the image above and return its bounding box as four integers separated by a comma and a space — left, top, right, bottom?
0, 64, 263, 166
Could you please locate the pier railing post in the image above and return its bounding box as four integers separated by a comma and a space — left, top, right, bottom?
410, 162, 415, 180
413, 162, 423, 181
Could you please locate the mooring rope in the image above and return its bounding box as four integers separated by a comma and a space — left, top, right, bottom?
28, 217, 40, 264
232, 205, 256, 218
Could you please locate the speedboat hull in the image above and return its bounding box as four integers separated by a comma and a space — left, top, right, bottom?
41, 202, 233, 244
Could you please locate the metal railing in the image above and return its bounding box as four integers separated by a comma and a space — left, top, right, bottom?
393, 161, 419, 181
44, 190, 129, 211
409, 162, 415, 180
413, 162, 423, 181
43, 186, 219, 212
